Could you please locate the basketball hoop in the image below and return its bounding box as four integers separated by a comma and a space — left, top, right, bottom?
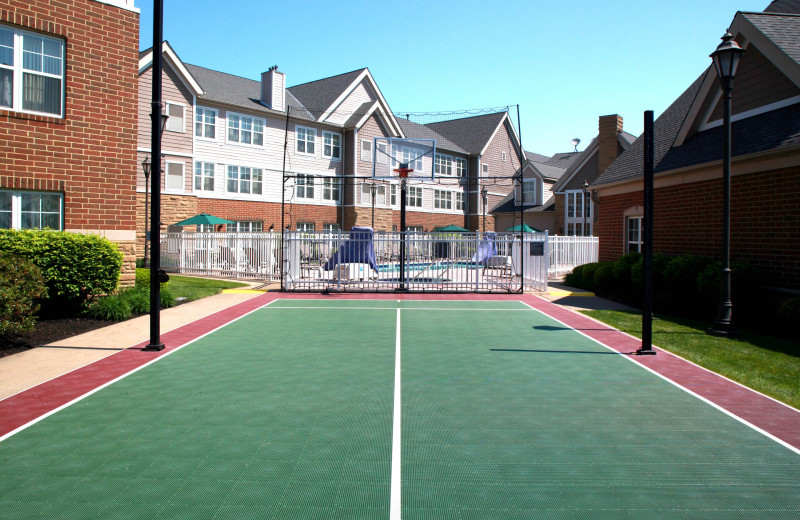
394, 168, 414, 179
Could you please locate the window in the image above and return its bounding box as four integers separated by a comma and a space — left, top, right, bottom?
166, 162, 184, 191
407, 225, 423, 233
434, 190, 452, 210
195, 107, 216, 139
501, 151, 507, 162
228, 113, 264, 146
523, 180, 536, 204
455, 192, 464, 211
0, 25, 64, 117
360, 183, 386, 205
435, 154, 453, 176
227, 165, 263, 195
390, 184, 397, 205
455, 157, 467, 177
482, 164, 489, 175
323, 177, 340, 201
166, 103, 184, 132
296, 174, 314, 199
407, 186, 422, 208
0, 190, 62, 230
565, 190, 592, 236
194, 162, 215, 192
376, 142, 388, 164
296, 126, 315, 155
323, 131, 341, 160
323, 223, 340, 233
297, 222, 314, 233
234, 221, 263, 232
360, 140, 372, 162
627, 217, 643, 253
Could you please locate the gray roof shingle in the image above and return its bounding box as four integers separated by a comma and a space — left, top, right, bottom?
764, 0, 800, 14
742, 12, 800, 64
396, 119, 468, 154
425, 112, 509, 155
287, 69, 366, 118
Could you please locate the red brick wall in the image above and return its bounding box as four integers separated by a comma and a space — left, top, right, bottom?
0, 0, 139, 232
597, 166, 800, 289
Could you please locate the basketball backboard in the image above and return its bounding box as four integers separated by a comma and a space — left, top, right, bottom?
372, 137, 436, 180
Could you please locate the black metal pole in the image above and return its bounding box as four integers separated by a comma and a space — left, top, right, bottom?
143, 170, 150, 268
399, 178, 407, 291
280, 107, 290, 291
710, 78, 735, 336
145, 0, 165, 351
638, 110, 656, 355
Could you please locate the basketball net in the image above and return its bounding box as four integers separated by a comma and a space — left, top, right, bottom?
394, 167, 413, 187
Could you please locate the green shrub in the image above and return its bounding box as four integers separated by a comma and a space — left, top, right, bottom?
135, 268, 150, 288
160, 285, 177, 309
777, 297, 800, 322
593, 262, 616, 295
0, 254, 48, 339
580, 263, 600, 292
612, 253, 641, 299
0, 229, 123, 315
88, 293, 131, 322
121, 286, 150, 315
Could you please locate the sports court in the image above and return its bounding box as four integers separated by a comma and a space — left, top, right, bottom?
1, 294, 799, 519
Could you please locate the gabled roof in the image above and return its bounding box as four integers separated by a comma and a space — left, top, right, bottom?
396, 119, 468, 155
425, 112, 516, 156
287, 69, 366, 117
525, 151, 550, 163
543, 152, 582, 170
553, 131, 634, 192
764, 0, 800, 14
139, 42, 203, 96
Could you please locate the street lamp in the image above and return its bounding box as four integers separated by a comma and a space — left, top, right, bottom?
709, 31, 744, 337
141, 155, 151, 268
582, 179, 589, 237
370, 182, 377, 229
481, 186, 488, 234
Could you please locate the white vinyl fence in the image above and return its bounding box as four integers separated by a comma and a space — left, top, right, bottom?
548, 235, 599, 277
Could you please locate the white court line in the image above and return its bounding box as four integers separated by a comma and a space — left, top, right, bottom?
520, 301, 800, 456
0, 299, 280, 443
390, 308, 402, 520
266, 306, 529, 311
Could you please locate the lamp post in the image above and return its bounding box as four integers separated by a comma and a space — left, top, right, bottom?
141, 155, 151, 268
582, 179, 589, 237
481, 186, 488, 234
709, 31, 744, 337
370, 182, 377, 229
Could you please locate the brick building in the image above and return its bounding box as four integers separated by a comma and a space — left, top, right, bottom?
592, 1, 800, 290
0, 0, 140, 284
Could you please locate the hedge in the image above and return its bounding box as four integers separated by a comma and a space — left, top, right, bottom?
0, 229, 123, 313
0, 253, 48, 339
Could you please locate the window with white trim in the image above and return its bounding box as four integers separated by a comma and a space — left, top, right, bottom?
195, 107, 216, 139
522, 179, 536, 204
565, 189, 592, 236
482, 164, 489, 175
501, 151, 507, 162
0, 190, 62, 230
234, 221, 262, 232
323, 223, 340, 233
323, 131, 341, 160
435, 154, 453, 176
194, 161, 215, 192
296, 126, 315, 155
227, 165, 263, 195
296, 174, 314, 199
407, 225, 423, 233
376, 141, 388, 164
390, 184, 397, 206
323, 177, 340, 201
455, 192, 464, 211
297, 222, 314, 233
360, 183, 386, 206
407, 186, 422, 208
360, 140, 372, 162
627, 217, 643, 253
166, 162, 184, 191
228, 113, 264, 146
0, 25, 64, 117
166, 103, 185, 132
455, 157, 467, 177
434, 190, 452, 210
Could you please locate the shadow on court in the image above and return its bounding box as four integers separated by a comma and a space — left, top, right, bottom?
491, 348, 630, 355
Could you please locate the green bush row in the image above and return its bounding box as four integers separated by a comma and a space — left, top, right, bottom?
88, 284, 176, 322
565, 253, 761, 320
0, 253, 48, 340
0, 229, 123, 315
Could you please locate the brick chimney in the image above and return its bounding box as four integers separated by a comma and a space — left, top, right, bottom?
597, 114, 623, 174
261, 66, 285, 112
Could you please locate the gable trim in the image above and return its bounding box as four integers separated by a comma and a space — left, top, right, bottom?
699, 94, 800, 130
139, 42, 204, 96
552, 140, 599, 193
478, 113, 522, 159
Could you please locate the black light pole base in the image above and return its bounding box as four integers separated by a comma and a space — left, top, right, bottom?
636, 348, 657, 356
708, 321, 739, 338
143, 343, 165, 352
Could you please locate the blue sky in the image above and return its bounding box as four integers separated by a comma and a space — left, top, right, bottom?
137, 0, 768, 156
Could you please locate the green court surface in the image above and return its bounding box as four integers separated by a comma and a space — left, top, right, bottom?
1, 299, 799, 519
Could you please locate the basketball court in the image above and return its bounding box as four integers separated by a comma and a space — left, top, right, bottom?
1, 293, 799, 519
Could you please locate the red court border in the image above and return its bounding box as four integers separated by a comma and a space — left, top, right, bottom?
1, 292, 798, 451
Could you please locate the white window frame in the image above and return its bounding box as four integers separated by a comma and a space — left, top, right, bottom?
295, 125, 316, 156
227, 112, 265, 147
296, 174, 314, 199
454, 157, 467, 178
234, 221, 263, 232
627, 216, 643, 253
376, 141, 388, 164
455, 192, 465, 211
194, 161, 215, 192
165, 161, 185, 192
501, 151, 507, 162
360, 140, 372, 162
322, 131, 341, 160
434, 189, 452, 210
0, 25, 65, 118
435, 154, 453, 176
297, 222, 315, 233
407, 186, 423, 208
166, 102, 185, 132
522, 179, 536, 205
565, 189, 592, 236
226, 165, 263, 195
322, 177, 340, 202
194, 106, 217, 140
390, 184, 397, 206
323, 223, 340, 233
0, 189, 63, 230
482, 164, 489, 175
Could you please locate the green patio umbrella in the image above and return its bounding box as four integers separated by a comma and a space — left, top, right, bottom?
173, 213, 235, 226
504, 223, 542, 233
433, 224, 470, 232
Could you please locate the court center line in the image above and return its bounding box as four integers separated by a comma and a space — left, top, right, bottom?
390, 308, 402, 520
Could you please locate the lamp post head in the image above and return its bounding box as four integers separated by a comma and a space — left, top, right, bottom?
711, 31, 744, 84
582, 179, 589, 193
481, 186, 488, 205
141, 155, 151, 179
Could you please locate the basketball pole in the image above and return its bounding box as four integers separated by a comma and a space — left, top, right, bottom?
397, 164, 410, 292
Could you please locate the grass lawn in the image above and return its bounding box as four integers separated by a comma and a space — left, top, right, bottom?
583, 309, 800, 410
167, 275, 248, 303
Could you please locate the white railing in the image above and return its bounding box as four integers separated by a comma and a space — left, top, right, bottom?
161, 232, 281, 280
548, 235, 599, 277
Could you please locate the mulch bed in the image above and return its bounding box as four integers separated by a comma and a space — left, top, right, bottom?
0, 318, 115, 358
